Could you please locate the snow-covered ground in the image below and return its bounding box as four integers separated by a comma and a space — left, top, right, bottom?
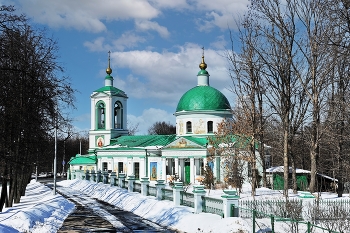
0, 179, 347, 233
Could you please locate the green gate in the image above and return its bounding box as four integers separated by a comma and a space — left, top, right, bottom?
273, 173, 284, 190
185, 164, 190, 184
296, 175, 308, 191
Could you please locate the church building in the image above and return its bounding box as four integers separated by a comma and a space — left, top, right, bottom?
69, 51, 262, 185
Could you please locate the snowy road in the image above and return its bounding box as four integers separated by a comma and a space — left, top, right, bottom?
56, 185, 177, 232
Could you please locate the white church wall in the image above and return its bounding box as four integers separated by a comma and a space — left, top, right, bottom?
176, 113, 229, 136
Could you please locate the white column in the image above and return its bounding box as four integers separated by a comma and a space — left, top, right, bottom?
127, 158, 133, 176
162, 158, 166, 181
179, 159, 184, 181
202, 157, 207, 175
110, 160, 114, 172
190, 157, 194, 184
140, 158, 145, 178
196, 158, 200, 175
174, 158, 179, 175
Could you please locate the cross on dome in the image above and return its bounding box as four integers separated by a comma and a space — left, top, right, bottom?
106, 51, 112, 75
199, 47, 207, 70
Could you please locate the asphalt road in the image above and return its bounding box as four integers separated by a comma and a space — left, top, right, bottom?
41, 179, 178, 233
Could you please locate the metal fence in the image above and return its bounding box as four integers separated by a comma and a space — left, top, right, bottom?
239, 199, 303, 219
121, 180, 128, 189
202, 196, 223, 217
134, 182, 141, 193
238, 199, 350, 233
180, 191, 194, 208
147, 185, 157, 197
162, 188, 174, 201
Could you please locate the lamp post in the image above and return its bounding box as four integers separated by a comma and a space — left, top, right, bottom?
53, 102, 58, 195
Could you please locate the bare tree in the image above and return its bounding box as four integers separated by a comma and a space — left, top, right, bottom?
127, 121, 139, 136
208, 119, 259, 196
148, 121, 176, 135
0, 6, 75, 210
238, 0, 311, 196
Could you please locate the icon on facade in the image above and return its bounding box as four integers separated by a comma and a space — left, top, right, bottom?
97, 136, 104, 147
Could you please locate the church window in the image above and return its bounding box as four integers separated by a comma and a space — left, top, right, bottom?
97, 102, 105, 129
118, 162, 124, 174
207, 121, 213, 133
186, 121, 192, 133
102, 162, 108, 171
114, 101, 123, 129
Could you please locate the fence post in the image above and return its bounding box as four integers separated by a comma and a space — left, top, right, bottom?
192, 185, 206, 214
221, 189, 240, 218
140, 177, 150, 196
85, 170, 90, 181
271, 215, 274, 233
110, 172, 116, 186
118, 173, 126, 188
307, 221, 311, 233
102, 171, 109, 184
253, 210, 256, 233
90, 170, 96, 182
156, 180, 166, 200
96, 170, 102, 183
128, 175, 136, 192
173, 181, 183, 206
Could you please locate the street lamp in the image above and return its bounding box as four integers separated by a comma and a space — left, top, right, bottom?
53, 102, 58, 195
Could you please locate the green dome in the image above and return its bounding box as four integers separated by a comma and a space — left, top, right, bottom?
176, 86, 230, 112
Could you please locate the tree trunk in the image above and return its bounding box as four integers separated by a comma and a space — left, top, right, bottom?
283, 126, 289, 197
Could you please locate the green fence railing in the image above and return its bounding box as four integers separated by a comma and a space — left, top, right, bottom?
161, 188, 174, 201
180, 191, 194, 207
202, 196, 223, 217
238, 199, 350, 233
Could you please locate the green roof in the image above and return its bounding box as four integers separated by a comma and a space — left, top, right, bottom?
176, 86, 230, 112
69, 155, 97, 165
94, 86, 127, 97
183, 136, 208, 146
109, 135, 177, 148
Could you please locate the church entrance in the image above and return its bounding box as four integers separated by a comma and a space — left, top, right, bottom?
184, 161, 190, 184
134, 162, 139, 179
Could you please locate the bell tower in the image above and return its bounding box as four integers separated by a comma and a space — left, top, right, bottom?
88, 51, 128, 152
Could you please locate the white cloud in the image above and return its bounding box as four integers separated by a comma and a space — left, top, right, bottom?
135, 20, 170, 38
14, 0, 249, 34
109, 43, 232, 107
17, 0, 159, 33
128, 108, 176, 135
84, 37, 110, 52
193, 0, 250, 31
149, 0, 190, 9
84, 33, 147, 52
113, 32, 147, 51
210, 35, 227, 50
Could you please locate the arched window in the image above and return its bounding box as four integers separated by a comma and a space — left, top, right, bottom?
207, 121, 213, 133
97, 102, 105, 129
186, 121, 192, 133
114, 101, 123, 129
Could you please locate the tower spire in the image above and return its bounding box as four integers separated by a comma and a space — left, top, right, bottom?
106, 51, 112, 75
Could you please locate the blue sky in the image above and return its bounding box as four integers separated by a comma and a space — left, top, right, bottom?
2, 0, 249, 135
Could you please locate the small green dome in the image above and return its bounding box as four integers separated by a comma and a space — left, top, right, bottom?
105, 74, 113, 80
176, 86, 230, 112
197, 70, 209, 75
